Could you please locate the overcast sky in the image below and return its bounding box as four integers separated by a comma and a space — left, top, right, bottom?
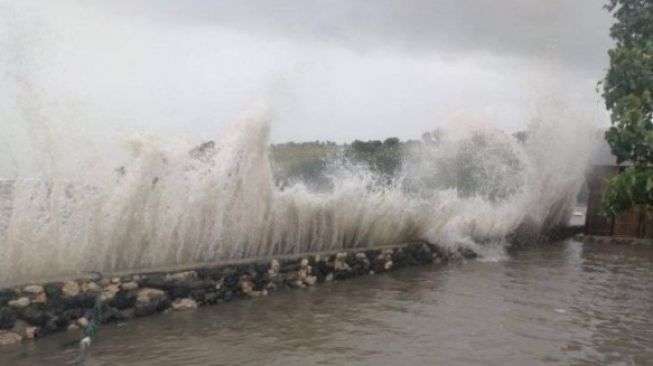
0, 0, 614, 148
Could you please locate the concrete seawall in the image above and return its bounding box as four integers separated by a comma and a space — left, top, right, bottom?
0, 242, 457, 346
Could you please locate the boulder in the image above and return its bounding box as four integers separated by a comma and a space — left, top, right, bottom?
60, 293, 96, 311
22, 285, 44, 295
62, 281, 80, 297
171, 298, 197, 311
135, 297, 170, 317
82, 282, 100, 294
110, 290, 137, 310
0, 331, 22, 346
0, 289, 17, 307
32, 292, 47, 304
121, 281, 139, 291
24, 326, 37, 339
137, 288, 166, 304
0, 308, 17, 329
166, 271, 197, 282
44, 283, 63, 301
8, 297, 30, 309
102, 284, 120, 301
20, 304, 49, 327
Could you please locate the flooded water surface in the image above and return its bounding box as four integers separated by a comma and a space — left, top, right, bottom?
1, 240, 652, 366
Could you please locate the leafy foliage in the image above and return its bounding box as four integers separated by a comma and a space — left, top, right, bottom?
601, 0, 653, 215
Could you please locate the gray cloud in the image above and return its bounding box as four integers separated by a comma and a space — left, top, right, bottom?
0, 0, 614, 168
102, 0, 613, 74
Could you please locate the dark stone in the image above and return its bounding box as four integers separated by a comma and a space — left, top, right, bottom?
61, 308, 85, 323
189, 289, 206, 303
135, 297, 170, 317
139, 274, 169, 289
279, 260, 300, 273
60, 294, 96, 311
169, 279, 214, 300
0, 288, 17, 307
204, 291, 220, 305
20, 304, 49, 327
314, 261, 330, 282
251, 271, 268, 291
196, 267, 222, 281
40, 316, 68, 335
392, 249, 417, 268
120, 275, 133, 283
410, 244, 434, 264
371, 258, 387, 273
0, 307, 17, 329
44, 283, 63, 301
222, 273, 240, 291
110, 290, 137, 310
222, 290, 235, 302
101, 307, 123, 323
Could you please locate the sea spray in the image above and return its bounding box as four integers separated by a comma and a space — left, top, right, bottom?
0, 108, 596, 285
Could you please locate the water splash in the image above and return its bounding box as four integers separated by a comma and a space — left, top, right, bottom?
0, 107, 596, 284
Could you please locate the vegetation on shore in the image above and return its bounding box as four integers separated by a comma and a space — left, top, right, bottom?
601, 0, 653, 214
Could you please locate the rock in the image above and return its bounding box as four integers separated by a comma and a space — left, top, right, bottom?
22, 285, 44, 295
20, 304, 49, 327
300, 258, 309, 269
268, 260, 280, 278
82, 282, 100, 294
59, 294, 96, 311
110, 290, 137, 310
222, 273, 240, 291
171, 298, 197, 311
314, 261, 330, 282
240, 281, 253, 295
137, 288, 166, 304
384, 261, 393, 271
110, 277, 121, 285
0, 289, 17, 307
39, 316, 68, 336
32, 292, 47, 304
304, 276, 317, 286
24, 326, 37, 339
44, 283, 63, 300
61, 308, 85, 323
102, 284, 121, 301
101, 307, 124, 323
62, 281, 80, 297
77, 317, 89, 328
203, 291, 220, 304
0, 331, 22, 346
0, 308, 17, 329
10, 319, 28, 337
8, 297, 30, 309
166, 271, 197, 282
121, 281, 139, 291
135, 297, 170, 317
67, 323, 79, 331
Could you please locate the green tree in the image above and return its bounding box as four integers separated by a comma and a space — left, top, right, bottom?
601, 0, 653, 215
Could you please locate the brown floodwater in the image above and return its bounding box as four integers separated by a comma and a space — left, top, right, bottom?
1, 240, 652, 366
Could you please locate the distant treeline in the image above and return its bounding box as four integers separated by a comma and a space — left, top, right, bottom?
269, 137, 415, 188
270, 132, 589, 204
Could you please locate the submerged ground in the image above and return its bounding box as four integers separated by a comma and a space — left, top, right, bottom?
1, 239, 651, 366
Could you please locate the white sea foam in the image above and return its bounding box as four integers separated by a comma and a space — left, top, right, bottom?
0, 107, 596, 284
